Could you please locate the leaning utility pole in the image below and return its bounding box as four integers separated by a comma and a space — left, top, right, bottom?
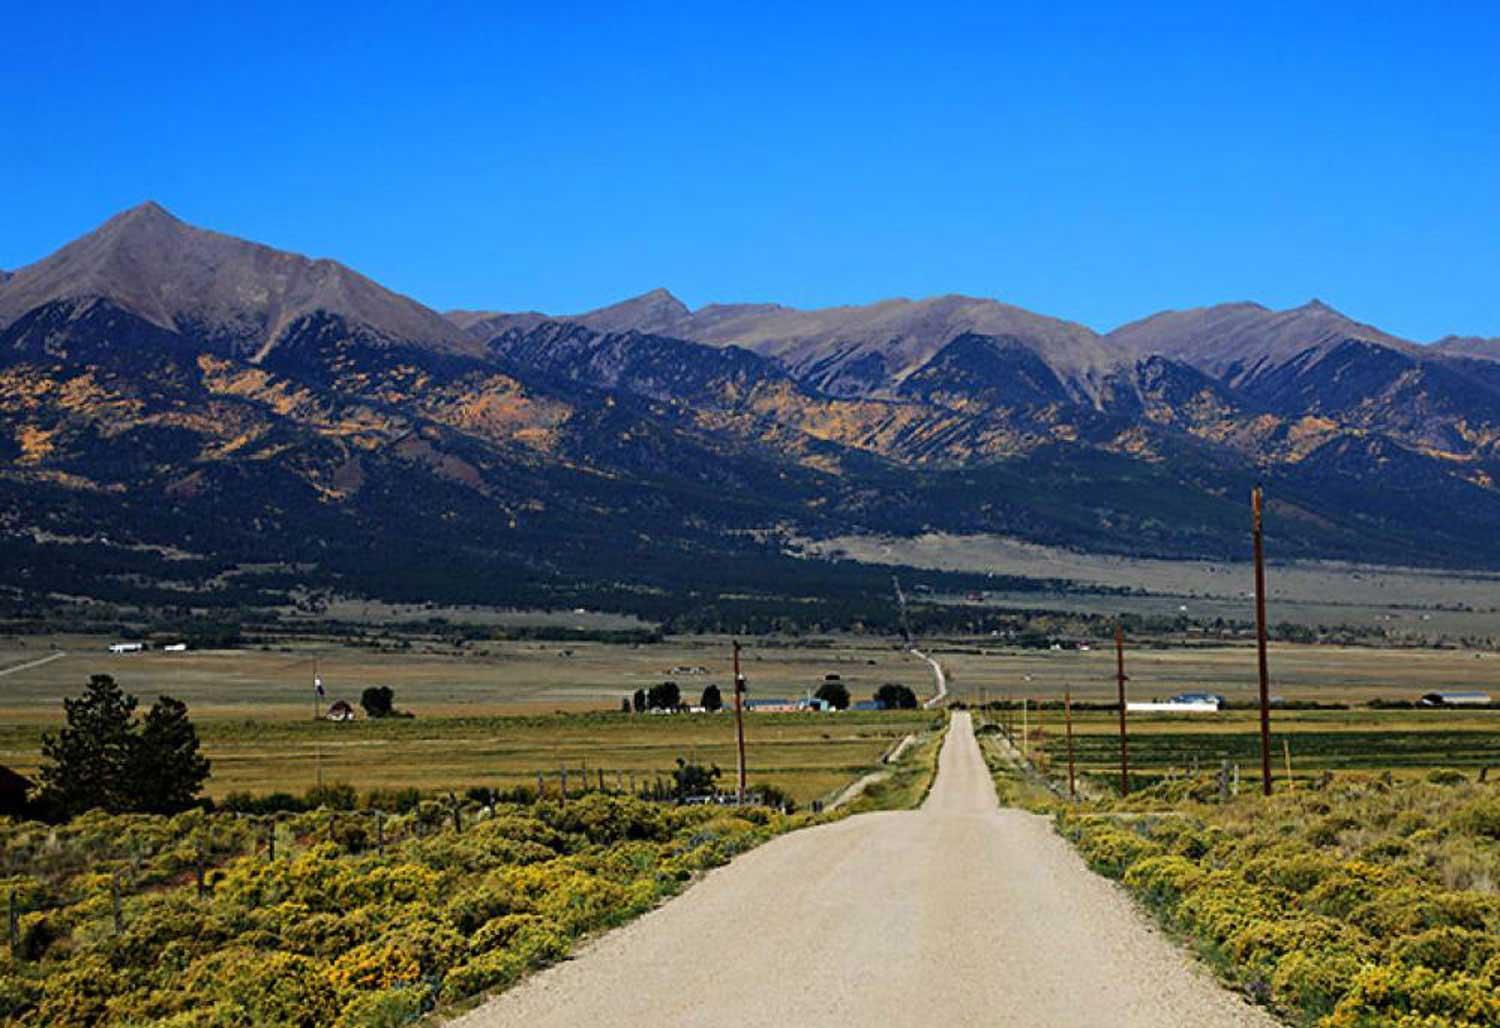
1115, 622, 1130, 797
732, 639, 748, 805
1252, 485, 1273, 796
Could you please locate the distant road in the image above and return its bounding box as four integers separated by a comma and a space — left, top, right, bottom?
455, 713, 1273, 1028
911, 647, 948, 707
0, 652, 66, 677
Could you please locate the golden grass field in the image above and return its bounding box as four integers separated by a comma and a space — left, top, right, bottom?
2, 631, 1496, 801
0, 635, 936, 805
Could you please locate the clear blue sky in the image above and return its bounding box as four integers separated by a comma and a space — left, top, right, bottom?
3, 2, 1498, 340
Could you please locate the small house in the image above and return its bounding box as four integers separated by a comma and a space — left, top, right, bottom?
1420, 691, 1492, 707
326, 700, 357, 721
745, 698, 800, 713
108, 642, 144, 654
1127, 697, 1221, 713
851, 699, 886, 712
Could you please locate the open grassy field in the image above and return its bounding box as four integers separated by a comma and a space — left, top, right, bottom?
1008, 708, 1500, 789
0, 635, 935, 806
4, 630, 1498, 803
933, 641, 1498, 704
0, 634, 927, 720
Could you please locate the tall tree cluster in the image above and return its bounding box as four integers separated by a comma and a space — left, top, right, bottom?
38, 674, 211, 818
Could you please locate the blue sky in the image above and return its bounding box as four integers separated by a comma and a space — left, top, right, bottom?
3, 2, 1498, 339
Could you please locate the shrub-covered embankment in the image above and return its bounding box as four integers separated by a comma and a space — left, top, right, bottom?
0, 795, 807, 1025
1058, 774, 1500, 1026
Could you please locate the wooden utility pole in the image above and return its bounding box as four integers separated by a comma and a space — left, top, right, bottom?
1064, 688, 1077, 800
1253, 485, 1273, 796
1021, 697, 1029, 762
1115, 623, 1130, 797
733, 640, 748, 805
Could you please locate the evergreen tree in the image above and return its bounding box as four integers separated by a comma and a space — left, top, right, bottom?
37, 674, 209, 818
700, 683, 723, 711
814, 680, 851, 710
37, 675, 138, 817
360, 685, 395, 718
131, 696, 211, 814
647, 681, 681, 711
874, 683, 919, 710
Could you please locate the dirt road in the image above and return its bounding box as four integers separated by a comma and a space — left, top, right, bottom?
0, 651, 66, 677
911, 647, 949, 708
454, 713, 1275, 1027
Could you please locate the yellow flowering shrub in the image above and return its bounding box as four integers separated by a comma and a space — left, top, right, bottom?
0, 794, 798, 1025
1056, 775, 1499, 1025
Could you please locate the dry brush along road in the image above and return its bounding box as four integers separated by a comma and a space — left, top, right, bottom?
454, 712, 1276, 1027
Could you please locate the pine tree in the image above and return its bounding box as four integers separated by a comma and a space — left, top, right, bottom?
131, 696, 211, 814
37, 674, 210, 818
37, 674, 138, 817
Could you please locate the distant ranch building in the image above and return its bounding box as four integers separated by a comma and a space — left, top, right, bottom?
1420, 691, 1492, 707
1127, 692, 1224, 714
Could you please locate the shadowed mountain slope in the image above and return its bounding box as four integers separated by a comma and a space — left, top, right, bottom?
7, 204, 1500, 622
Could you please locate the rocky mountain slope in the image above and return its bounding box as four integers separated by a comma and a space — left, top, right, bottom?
5, 204, 1500, 618
0, 203, 477, 364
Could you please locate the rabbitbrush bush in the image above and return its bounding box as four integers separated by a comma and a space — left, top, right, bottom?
1058, 774, 1500, 1025
0, 793, 805, 1025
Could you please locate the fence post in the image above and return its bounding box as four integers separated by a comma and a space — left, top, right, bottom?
376, 812, 385, 855
536, 771, 545, 800
265, 819, 276, 862
7, 889, 17, 958
560, 767, 568, 800
448, 793, 462, 833
111, 871, 124, 935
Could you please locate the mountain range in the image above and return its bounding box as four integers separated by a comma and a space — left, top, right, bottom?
4, 203, 1500, 620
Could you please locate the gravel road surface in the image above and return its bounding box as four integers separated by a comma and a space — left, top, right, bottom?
453, 712, 1276, 1027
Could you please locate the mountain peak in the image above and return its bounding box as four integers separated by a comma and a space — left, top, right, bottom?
574, 288, 691, 335
0, 203, 472, 359
636, 287, 683, 305
98, 201, 186, 236
118, 199, 177, 220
